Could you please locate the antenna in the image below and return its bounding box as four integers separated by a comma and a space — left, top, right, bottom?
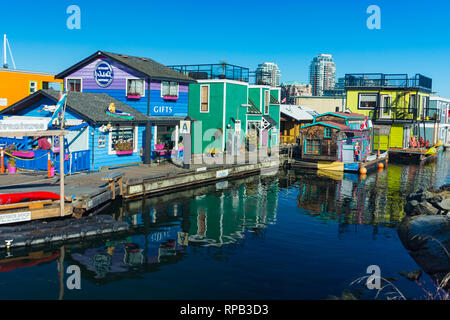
3, 34, 16, 69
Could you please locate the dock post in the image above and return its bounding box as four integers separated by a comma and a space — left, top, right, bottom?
47, 153, 51, 178
0, 148, 3, 174
59, 134, 65, 217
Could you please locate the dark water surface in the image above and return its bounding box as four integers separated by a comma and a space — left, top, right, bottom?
0, 151, 449, 300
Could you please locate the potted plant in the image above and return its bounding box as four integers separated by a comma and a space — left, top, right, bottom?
163, 94, 178, 101
7, 158, 16, 174
114, 141, 134, 155
50, 161, 56, 177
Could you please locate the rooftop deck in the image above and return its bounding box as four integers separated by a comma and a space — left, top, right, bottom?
344, 73, 432, 92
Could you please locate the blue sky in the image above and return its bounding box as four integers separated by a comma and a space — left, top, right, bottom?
2, 0, 450, 96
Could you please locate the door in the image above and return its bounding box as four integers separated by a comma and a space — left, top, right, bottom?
380, 95, 391, 119
342, 144, 354, 163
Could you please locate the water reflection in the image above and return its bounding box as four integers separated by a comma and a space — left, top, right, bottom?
0, 152, 447, 299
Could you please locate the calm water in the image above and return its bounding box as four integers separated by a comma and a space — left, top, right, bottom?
0, 151, 449, 300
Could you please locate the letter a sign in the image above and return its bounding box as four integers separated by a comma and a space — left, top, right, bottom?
180, 120, 190, 134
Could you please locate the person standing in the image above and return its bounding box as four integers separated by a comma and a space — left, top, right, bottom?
354, 141, 360, 162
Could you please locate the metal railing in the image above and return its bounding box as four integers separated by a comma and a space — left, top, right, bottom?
167, 63, 249, 82
370, 106, 439, 122
344, 73, 432, 92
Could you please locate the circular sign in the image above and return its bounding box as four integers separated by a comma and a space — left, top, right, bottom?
94, 60, 114, 87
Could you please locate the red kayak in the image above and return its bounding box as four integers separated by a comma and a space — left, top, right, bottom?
0, 192, 61, 205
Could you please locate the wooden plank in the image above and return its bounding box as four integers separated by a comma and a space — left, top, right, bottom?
0, 200, 53, 210
101, 171, 125, 181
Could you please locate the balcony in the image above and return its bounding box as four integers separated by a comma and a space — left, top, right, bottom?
167, 63, 249, 82
370, 106, 439, 123
345, 73, 432, 93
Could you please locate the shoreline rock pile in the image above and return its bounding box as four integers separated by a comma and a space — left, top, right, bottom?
397, 184, 450, 288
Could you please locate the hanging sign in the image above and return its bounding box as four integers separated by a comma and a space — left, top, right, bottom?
94, 60, 114, 87
180, 120, 190, 134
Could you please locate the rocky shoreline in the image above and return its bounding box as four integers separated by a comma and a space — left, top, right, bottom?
397, 184, 450, 288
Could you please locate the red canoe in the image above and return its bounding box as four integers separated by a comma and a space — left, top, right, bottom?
0, 192, 61, 205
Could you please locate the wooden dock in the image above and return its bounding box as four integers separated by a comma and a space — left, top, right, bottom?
0, 157, 279, 225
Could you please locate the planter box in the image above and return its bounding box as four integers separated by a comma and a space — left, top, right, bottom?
116, 150, 134, 155
163, 96, 178, 101
127, 94, 141, 100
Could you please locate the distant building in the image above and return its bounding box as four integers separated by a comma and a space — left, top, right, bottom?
280, 81, 312, 104
0, 68, 62, 110
309, 54, 336, 96
255, 62, 281, 87
292, 95, 345, 114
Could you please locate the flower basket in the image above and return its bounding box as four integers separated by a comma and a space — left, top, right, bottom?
127, 93, 141, 100
163, 95, 178, 101
116, 150, 134, 155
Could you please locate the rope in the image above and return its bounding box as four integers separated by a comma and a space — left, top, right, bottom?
3, 151, 72, 161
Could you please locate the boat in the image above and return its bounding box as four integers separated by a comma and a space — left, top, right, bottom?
106, 103, 135, 120
0, 191, 60, 205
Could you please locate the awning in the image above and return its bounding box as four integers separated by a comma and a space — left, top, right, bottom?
263, 115, 277, 126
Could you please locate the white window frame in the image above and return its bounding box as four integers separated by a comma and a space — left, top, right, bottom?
66, 77, 83, 92
200, 84, 210, 113
264, 90, 270, 115
108, 126, 139, 155
161, 81, 179, 98
29, 81, 37, 94
126, 78, 146, 97
358, 93, 378, 110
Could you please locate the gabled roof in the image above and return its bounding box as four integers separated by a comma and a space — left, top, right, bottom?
300, 121, 350, 131
314, 112, 366, 120
0, 89, 150, 124
55, 51, 196, 83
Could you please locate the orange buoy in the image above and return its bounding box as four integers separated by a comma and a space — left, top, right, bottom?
360, 167, 367, 174
378, 162, 384, 169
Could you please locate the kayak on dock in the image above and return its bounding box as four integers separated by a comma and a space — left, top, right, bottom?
0, 191, 60, 205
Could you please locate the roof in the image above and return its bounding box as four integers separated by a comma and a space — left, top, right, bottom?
300, 121, 350, 131
55, 51, 196, 83
0, 68, 56, 76
1, 89, 150, 124
315, 112, 366, 120
280, 104, 319, 121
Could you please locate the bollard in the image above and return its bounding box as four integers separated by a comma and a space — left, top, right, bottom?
0, 148, 4, 174
47, 153, 51, 178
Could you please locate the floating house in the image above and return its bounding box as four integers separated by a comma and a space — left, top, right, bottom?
0, 89, 149, 171
428, 96, 450, 147
168, 63, 280, 156
280, 104, 318, 144
0, 51, 196, 171
0, 68, 62, 111
297, 112, 380, 172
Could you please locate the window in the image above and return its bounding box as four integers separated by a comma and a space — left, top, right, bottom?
42, 81, 62, 91
109, 127, 137, 154
200, 85, 209, 112
324, 127, 332, 138
67, 78, 81, 92
264, 90, 269, 114
305, 139, 321, 155
358, 93, 377, 109
161, 81, 179, 97
409, 94, 416, 113
126, 78, 145, 97
29, 81, 37, 94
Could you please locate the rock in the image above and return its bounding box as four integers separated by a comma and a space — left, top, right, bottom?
397, 215, 450, 277
398, 270, 422, 281
415, 201, 440, 216
438, 199, 450, 211
439, 184, 450, 192
427, 195, 443, 208
404, 200, 419, 215
340, 289, 359, 300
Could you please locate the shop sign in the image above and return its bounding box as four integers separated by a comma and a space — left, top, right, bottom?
180, 120, 190, 134
0, 118, 48, 132
151, 105, 174, 116
94, 60, 114, 87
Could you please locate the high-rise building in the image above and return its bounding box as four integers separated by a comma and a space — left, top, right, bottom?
255, 62, 281, 87
309, 54, 336, 96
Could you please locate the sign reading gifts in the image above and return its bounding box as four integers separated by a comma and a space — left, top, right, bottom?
151, 105, 174, 116
94, 60, 114, 87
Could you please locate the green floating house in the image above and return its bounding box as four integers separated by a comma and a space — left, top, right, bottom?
168, 63, 280, 156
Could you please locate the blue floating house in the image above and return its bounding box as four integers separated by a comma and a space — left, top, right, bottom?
0, 51, 196, 172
